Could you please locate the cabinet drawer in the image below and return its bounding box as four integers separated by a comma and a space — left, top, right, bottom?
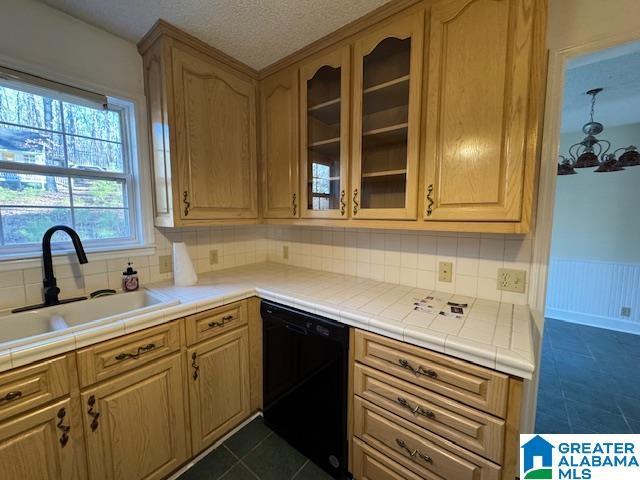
185, 301, 248, 346
352, 437, 423, 480
0, 355, 71, 421
355, 330, 509, 417
354, 397, 501, 480
354, 364, 504, 463
76, 321, 181, 388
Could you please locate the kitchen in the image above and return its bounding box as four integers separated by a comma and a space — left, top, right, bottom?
0, 0, 638, 479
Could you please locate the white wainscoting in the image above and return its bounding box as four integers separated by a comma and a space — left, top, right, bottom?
546, 257, 640, 334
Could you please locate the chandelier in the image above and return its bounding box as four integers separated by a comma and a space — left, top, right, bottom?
558, 87, 640, 175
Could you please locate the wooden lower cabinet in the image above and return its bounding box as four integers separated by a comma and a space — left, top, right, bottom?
352, 438, 423, 480
0, 397, 86, 480
187, 326, 251, 454
80, 354, 187, 480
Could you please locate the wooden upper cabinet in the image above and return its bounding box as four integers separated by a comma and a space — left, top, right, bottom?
139, 23, 258, 226
260, 68, 300, 218
423, 0, 542, 225
300, 46, 351, 219
351, 12, 424, 220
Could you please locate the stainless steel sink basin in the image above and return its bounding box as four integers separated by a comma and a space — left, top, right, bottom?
0, 290, 179, 346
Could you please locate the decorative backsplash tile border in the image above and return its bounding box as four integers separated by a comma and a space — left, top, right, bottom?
266, 226, 532, 305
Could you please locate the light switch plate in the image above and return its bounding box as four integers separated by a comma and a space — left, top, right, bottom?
209, 249, 219, 265
283, 245, 289, 260
497, 268, 526, 293
159, 255, 173, 274
438, 262, 453, 283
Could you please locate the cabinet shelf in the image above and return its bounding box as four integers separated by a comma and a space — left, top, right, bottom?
363, 75, 410, 116
362, 123, 408, 149
308, 97, 341, 125
361, 169, 407, 178
309, 137, 341, 155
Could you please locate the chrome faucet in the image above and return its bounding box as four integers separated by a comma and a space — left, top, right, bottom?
12, 225, 89, 313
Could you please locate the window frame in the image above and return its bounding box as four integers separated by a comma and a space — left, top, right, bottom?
0, 78, 146, 259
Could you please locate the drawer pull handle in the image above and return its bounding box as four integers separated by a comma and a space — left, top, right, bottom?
114, 343, 156, 361
192, 352, 199, 380
396, 438, 433, 464
397, 397, 436, 420
398, 359, 438, 379
207, 315, 234, 329
57, 407, 70, 447
0, 390, 22, 403
87, 395, 100, 432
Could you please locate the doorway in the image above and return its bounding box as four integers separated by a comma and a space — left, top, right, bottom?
535, 41, 640, 434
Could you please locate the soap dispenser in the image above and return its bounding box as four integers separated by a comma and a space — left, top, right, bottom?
122, 262, 139, 292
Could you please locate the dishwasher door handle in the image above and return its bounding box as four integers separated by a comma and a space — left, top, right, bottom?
284, 322, 309, 336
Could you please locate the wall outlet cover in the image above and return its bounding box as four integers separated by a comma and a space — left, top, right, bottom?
159, 255, 173, 274
209, 249, 219, 265
438, 261, 453, 283
497, 268, 526, 293
283, 245, 289, 260
621, 307, 631, 317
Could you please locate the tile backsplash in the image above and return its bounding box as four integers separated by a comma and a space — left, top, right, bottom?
0, 224, 532, 311
266, 226, 532, 305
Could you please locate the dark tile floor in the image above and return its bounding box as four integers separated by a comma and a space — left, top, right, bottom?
535, 318, 640, 434
178, 417, 333, 480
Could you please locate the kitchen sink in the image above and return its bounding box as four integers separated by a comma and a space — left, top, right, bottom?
0, 290, 179, 346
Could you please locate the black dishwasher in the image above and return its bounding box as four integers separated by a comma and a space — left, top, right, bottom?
262, 300, 349, 479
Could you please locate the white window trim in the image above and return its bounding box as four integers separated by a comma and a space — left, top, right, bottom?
0, 68, 156, 263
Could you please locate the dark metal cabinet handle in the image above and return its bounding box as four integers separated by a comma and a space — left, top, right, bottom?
114, 343, 156, 361
183, 190, 191, 216
397, 397, 436, 420
340, 190, 346, 216
292, 193, 297, 216
398, 359, 438, 379
57, 407, 70, 447
87, 395, 100, 432
0, 390, 22, 403
207, 315, 234, 329
191, 352, 199, 380
396, 438, 433, 464
426, 184, 434, 216
353, 189, 359, 215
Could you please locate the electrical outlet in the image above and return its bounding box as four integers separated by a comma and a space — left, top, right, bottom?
159, 255, 173, 274
621, 307, 631, 317
438, 262, 453, 282
209, 249, 219, 265
283, 245, 289, 260
497, 268, 526, 293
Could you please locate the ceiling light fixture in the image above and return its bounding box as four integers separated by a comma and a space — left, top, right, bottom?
557, 88, 640, 175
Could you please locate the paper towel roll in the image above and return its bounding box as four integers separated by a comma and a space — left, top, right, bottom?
173, 242, 198, 286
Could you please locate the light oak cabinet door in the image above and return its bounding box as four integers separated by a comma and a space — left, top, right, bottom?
81, 354, 187, 480
172, 46, 258, 220
0, 397, 86, 480
187, 327, 251, 454
423, 0, 540, 222
260, 67, 300, 218
300, 46, 351, 219
351, 12, 424, 220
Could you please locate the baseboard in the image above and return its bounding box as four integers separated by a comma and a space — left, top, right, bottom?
546, 308, 640, 335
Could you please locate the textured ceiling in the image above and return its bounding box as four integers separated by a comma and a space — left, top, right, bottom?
562, 40, 640, 132
40, 0, 392, 70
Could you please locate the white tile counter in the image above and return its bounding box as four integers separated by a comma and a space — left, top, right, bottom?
0, 263, 535, 378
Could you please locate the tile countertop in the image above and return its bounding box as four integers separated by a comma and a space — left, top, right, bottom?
0, 263, 535, 379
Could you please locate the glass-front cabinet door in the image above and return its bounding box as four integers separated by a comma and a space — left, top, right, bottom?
300, 46, 350, 218
351, 12, 424, 220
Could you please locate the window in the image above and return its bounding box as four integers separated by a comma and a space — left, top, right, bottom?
311, 162, 331, 210
0, 74, 138, 252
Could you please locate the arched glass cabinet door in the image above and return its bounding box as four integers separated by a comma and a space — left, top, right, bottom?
351, 12, 424, 220
300, 46, 350, 219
